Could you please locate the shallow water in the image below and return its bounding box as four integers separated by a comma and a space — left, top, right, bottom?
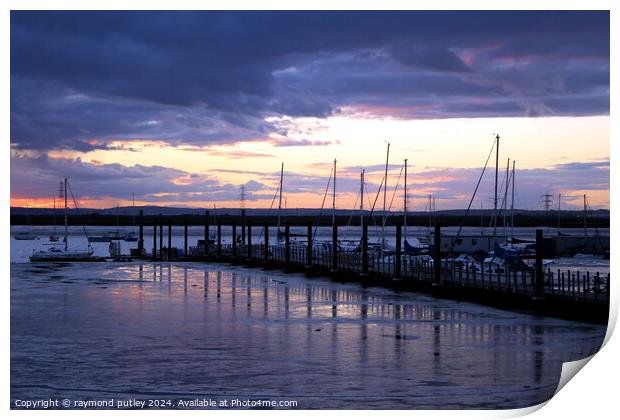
11, 262, 606, 409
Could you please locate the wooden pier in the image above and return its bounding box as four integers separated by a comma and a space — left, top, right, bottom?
133, 211, 610, 324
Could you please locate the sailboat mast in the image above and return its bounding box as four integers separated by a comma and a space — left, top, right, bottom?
493, 134, 500, 236
583, 194, 587, 237
52, 197, 56, 232
64, 177, 68, 251
382, 143, 390, 250
277, 163, 284, 231
404, 158, 408, 239
557, 193, 562, 230
503, 157, 510, 232
511, 160, 515, 238
428, 194, 432, 232
132, 192, 136, 228
360, 169, 364, 230
332, 159, 337, 227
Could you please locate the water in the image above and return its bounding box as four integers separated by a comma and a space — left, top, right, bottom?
11, 262, 606, 409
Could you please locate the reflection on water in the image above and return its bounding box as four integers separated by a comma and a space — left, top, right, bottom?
11, 262, 606, 409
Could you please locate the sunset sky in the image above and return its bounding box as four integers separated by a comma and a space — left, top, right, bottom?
10, 11, 610, 211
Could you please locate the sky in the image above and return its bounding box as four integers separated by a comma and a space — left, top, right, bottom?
10, 11, 610, 211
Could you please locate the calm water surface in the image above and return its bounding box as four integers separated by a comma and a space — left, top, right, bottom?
11, 262, 606, 409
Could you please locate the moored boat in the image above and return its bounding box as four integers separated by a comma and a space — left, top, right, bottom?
14, 232, 38, 240
30, 178, 98, 263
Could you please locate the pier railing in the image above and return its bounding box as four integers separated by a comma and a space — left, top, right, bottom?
138, 212, 609, 319
204, 242, 609, 305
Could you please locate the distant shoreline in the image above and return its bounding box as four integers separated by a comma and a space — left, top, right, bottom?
10, 209, 610, 228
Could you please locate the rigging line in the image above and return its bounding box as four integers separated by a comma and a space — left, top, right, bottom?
584, 196, 603, 246
345, 189, 361, 235
312, 167, 334, 245
452, 138, 497, 253
387, 164, 405, 212
67, 181, 92, 247
362, 180, 380, 242
367, 176, 385, 241
257, 183, 280, 244
488, 165, 509, 228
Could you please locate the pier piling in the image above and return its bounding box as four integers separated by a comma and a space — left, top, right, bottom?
394, 224, 402, 280
332, 224, 338, 271
306, 222, 312, 268
152, 224, 157, 260
247, 224, 252, 259
138, 210, 144, 254
167, 221, 172, 260
183, 220, 188, 256
285, 222, 291, 265
433, 225, 441, 285
264, 223, 269, 262
217, 221, 222, 257
232, 222, 237, 257
204, 211, 210, 254
535, 229, 544, 298
159, 220, 163, 261
362, 222, 368, 275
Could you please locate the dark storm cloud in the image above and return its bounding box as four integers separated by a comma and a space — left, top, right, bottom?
10, 11, 609, 151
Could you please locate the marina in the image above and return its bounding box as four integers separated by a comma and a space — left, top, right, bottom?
9, 9, 611, 411
10, 217, 610, 324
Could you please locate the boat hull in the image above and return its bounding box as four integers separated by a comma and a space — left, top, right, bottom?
30, 249, 97, 262
14, 234, 38, 240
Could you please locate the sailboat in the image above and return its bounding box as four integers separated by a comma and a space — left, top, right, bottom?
88, 205, 126, 242
124, 193, 138, 242
14, 207, 39, 240
49, 197, 60, 241
379, 143, 393, 254
30, 178, 95, 262
401, 158, 429, 254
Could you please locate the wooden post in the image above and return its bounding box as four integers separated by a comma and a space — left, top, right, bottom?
152, 223, 157, 260
167, 220, 172, 260
159, 220, 163, 261
306, 222, 312, 268
263, 223, 269, 261
433, 224, 441, 285
394, 224, 402, 280
217, 221, 222, 257
535, 229, 544, 298
204, 210, 210, 255
138, 210, 144, 253
232, 222, 237, 257
285, 222, 290, 265
362, 222, 368, 274
332, 224, 338, 270
183, 220, 188, 256
247, 224, 252, 259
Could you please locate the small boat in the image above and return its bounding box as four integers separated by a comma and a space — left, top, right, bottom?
493, 241, 536, 263
30, 246, 94, 262
30, 178, 98, 263
88, 232, 114, 242
123, 231, 138, 242
404, 237, 429, 254
14, 232, 38, 240
88, 230, 125, 242
14, 211, 38, 240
